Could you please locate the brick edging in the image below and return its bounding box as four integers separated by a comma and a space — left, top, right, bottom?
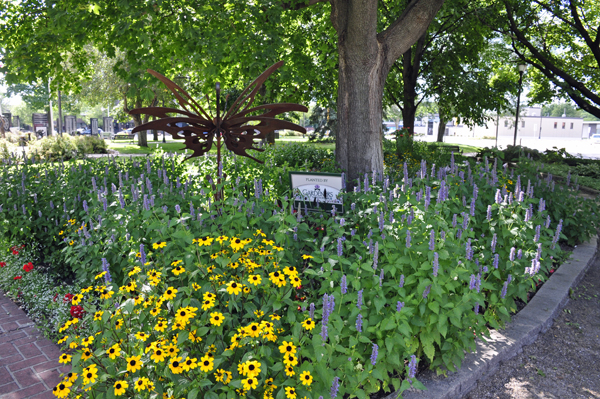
387, 236, 599, 399
0, 293, 70, 399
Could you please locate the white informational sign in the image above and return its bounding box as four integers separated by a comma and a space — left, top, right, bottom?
289, 172, 344, 213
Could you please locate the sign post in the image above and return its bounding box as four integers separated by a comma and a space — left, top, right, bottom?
289, 172, 344, 213
91, 118, 98, 136
32, 113, 49, 135
103, 117, 114, 137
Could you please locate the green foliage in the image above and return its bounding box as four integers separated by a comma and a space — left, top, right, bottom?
27, 135, 108, 161
504, 0, 600, 119
1, 141, 599, 398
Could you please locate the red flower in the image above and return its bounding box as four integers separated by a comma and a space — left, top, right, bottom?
14, 276, 22, 280
23, 262, 34, 272
63, 293, 74, 303
70, 305, 85, 319
12, 250, 19, 255
0, 262, 6, 267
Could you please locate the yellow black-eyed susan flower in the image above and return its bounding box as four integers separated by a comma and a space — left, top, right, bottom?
209, 312, 224, 326
58, 353, 71, 364
199, 354, 214, 372
126, 355, 142, 373
301, 318, 315, 331
113, 380, 128, 396
169, 357, 184, 374
107, 343, 120, 359
285, 386, 297, 399
299, 370, 313, 386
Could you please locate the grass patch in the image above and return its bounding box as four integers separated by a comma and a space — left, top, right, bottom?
108, 140, 335, 154
428, 142, 482, 153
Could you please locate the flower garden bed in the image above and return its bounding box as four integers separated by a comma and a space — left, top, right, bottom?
0, 145, 598, 399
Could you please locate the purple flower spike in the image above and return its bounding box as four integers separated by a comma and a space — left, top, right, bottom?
406, 230, 412, 248
357, 290, 363, 310
396, 301, 405, 312
432, 252, 439, 277
469, 274, 477, 290
341, 275, 347, 294
356, 313, 363, 332
408, 355, 418, 380
422, 285, 431, 299
429, 229, 435, 251
330, 377, 340, 399
399, 275, 405, 288
370, 344, 379, 366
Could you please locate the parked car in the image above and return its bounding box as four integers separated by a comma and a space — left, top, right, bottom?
592, 133, 600, 144
80, 128, 104, 135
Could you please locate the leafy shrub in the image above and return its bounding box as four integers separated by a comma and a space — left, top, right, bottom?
265, 142, 338, 171
75, 136, 108, 155
28, 135, 80, 161
0, 138, 17, 160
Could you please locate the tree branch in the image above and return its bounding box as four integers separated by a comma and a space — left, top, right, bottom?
505, 1, 600, 109
567, 0, 600, 64
378, 0, 446, 70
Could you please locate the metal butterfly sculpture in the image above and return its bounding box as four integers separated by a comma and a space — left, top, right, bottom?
130, 61, 308, 163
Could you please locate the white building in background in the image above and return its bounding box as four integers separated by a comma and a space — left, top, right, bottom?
420, 107, 590, 140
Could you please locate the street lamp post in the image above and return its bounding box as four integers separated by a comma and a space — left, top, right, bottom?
513, 63, 527, 147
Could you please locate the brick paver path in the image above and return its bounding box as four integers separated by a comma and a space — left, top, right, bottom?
0, 293, 68, 399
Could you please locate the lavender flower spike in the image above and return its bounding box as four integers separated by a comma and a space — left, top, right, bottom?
406, 230, 412, 248
356, 314, 363, 332
357, 290, 364, 310
408, 355, 418, 380
399, 275, 405, 288
429, 229, 435, 251
140, 243, 146, 265
432, 252, 439, 277
422, 285, 431, 299
101, 258, 112, 283
370, 344, 379, 366
330, 377, 340, 399
341, 275, 347, 294
396, 301, 405, 312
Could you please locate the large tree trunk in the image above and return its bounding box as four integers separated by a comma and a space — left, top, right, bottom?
332, 0, 445, 185
401, 34, 426, 137
334, 1, 385, 185
436, 110, 446, 142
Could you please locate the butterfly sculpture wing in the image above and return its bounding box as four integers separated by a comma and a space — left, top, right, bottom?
129, 61, 307, 162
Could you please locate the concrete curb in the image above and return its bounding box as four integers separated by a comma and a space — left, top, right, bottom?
391, 236, 599, 399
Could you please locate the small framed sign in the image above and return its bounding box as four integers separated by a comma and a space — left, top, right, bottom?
289, 171, 344, 213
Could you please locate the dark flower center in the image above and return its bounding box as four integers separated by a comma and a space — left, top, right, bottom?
186, 360, 192, 365
232, 283, 237, 288
235, 239, 241, 243
59, 384, 65, 389
156, 350, 162, 355
116, 383, 122, 389
286, 346, 292, 352
86, 373, 92, 378
249, 365, 255, 371
204, 360, 209, 366
130, 360, 136, 366
173, 361, 179, 367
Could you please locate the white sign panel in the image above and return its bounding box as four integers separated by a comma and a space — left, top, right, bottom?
290, 172, 344, 212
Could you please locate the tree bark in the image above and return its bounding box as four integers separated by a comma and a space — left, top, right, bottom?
436, 110, 446, 142
402, 33, 427, 137
332, 0, 445, 185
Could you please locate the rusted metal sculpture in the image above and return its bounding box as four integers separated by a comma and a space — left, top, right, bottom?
130, 61, 308, 164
